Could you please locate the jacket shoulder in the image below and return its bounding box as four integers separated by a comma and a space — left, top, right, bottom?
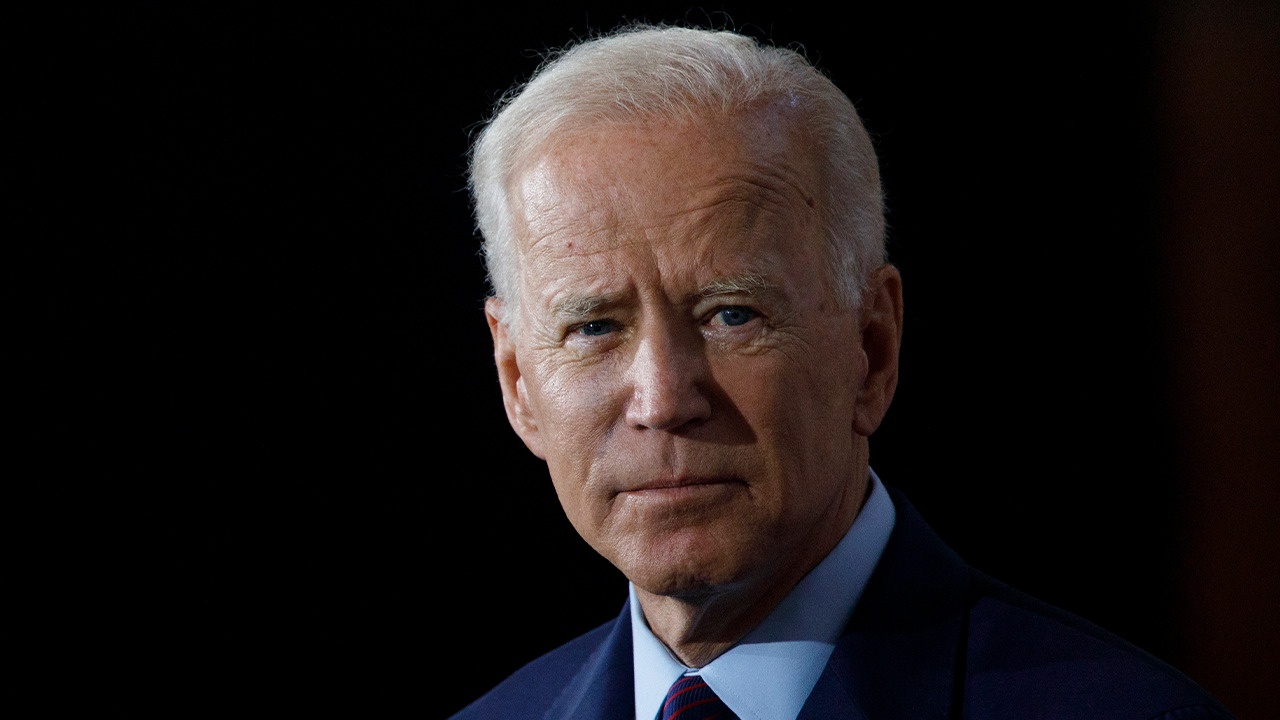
449, 620, 617, 720
963, 573, 1234, 719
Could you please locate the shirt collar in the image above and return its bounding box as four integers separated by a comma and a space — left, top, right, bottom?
630, 469, 896, 720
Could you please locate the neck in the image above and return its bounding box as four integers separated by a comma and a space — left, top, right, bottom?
635, 461, 871, 668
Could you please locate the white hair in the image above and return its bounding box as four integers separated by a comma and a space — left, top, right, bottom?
468, 25, 885, 330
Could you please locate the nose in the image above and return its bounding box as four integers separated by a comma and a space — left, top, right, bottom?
624, 321, 713, 432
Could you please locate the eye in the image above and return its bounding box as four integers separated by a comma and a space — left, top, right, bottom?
578, 319, 619, 337
714, 306, 757, 327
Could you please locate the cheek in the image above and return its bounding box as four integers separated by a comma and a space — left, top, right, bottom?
527, 362, 625, 479
730, 352, 857, 465
725, 354, 825, 424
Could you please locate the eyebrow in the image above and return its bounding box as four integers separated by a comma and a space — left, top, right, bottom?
548, 272, 783, 320
697, 272, 780, 298
550, 291, 628, 320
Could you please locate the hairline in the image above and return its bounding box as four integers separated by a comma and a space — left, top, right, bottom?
469, 26, 885, 336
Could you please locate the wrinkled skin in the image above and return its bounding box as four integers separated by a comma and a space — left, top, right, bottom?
487, 104, 903, 665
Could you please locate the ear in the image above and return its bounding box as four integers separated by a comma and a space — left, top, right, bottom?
853, 264, 904, 437
486, 298, 546, 459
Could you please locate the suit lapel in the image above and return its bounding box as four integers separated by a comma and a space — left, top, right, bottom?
541, 491, 968, 720
799, 489, 970, 720
544, 602, 635, 720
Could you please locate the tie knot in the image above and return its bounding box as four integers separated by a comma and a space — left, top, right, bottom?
656, 675, 740, 720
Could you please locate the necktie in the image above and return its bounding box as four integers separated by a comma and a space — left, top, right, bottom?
656, 674, 741, 720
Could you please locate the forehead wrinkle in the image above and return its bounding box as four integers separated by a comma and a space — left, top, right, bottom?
513, 157, 627, 258
672, 171, 818, 241
738, 160, 820, 212
518, 197, 625, 255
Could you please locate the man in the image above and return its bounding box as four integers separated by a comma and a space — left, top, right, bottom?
454, 25, 1232, 720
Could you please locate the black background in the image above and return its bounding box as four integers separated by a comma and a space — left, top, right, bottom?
14, 3, 1270, 715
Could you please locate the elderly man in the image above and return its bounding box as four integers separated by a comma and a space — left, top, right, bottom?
453, 25, 1231, 720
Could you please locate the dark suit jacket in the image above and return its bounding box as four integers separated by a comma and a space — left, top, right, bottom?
451, 489, 1233, 719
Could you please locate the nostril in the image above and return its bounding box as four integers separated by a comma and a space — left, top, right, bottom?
626, 381, 713, 431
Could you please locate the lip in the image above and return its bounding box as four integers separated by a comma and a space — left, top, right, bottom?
620, 476, 741, 494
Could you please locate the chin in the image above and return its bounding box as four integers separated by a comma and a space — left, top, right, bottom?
610, 528, 759, 601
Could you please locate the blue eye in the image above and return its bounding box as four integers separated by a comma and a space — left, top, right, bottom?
717, 307, 755, 326
580, 320, 617, 337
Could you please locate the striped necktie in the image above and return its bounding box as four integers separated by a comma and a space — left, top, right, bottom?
656, 674, 741, 720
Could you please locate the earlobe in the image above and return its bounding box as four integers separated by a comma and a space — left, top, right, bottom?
511, 375, 543, 456
486, 298, 545, 459
852, 264, 904, 437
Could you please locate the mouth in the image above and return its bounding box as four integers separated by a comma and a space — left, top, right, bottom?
619, 476, 742, 495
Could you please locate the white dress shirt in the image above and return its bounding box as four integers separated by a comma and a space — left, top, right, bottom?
630, 469, 896, 720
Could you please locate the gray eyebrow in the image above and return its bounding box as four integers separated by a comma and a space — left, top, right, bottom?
698, 272, 780, 297
551, 291, 627, 319
549, 273, 782, 319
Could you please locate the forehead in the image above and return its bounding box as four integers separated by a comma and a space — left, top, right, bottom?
508, 106, 828, 301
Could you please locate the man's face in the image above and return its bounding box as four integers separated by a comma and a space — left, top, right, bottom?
490, 106, 882, 601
